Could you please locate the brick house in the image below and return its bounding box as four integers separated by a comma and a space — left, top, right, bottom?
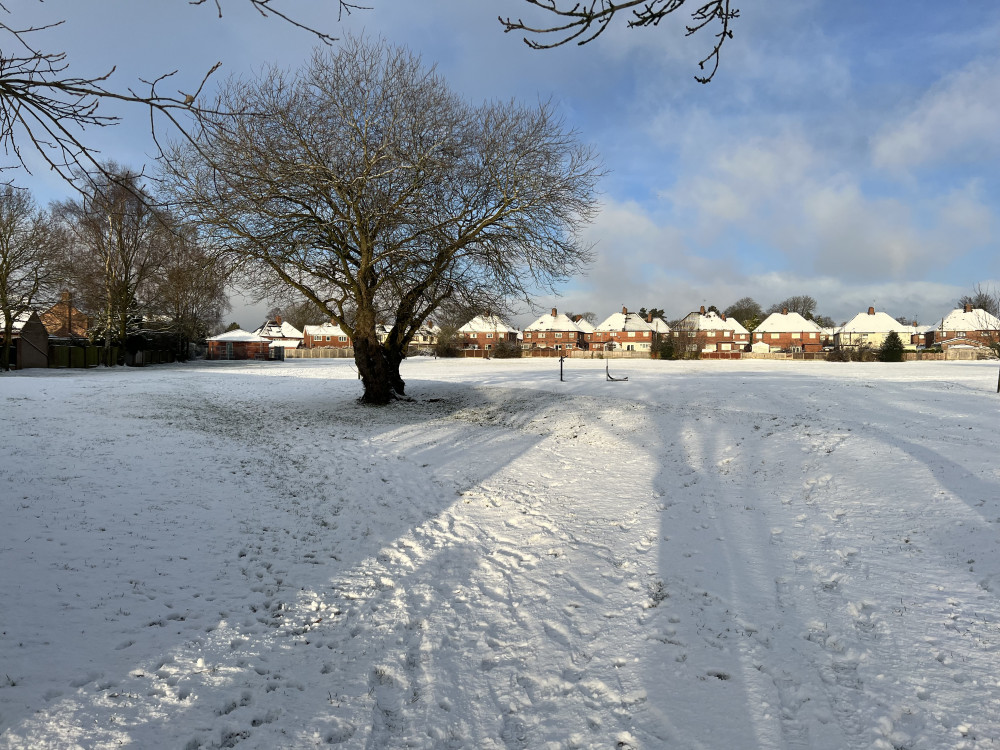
834, 307, 912, 350
409, 322, 440, 352
458, 315, 518, 351
41, 291, 90, 338
926, 305, 1000, 349
522, 308, 584, 353
591, 307, 657, 352
910, 324, 936, 348
206, 329, 272, 360
753, 309, 824, 352
671, 306, 750, 354
303, 320, 352, 348
253, 316, 303, 352
2, 311, 49, 369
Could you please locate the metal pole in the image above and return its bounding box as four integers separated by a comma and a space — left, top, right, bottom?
559, 355, 564, 382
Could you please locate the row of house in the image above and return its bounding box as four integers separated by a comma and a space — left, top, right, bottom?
202, 302, 1000, 362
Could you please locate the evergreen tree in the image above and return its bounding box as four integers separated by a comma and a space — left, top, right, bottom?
879, 331, 904, 362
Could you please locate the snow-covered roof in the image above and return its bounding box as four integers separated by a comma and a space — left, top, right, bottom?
0, 311, 34, 333
525, 310, 582, 333
207, 329, 269, 343
647, 317, 671, 334
939, 307, 1000, 332
459, 315, 517, 334
595, 309, 654, 333
303, 322, 350, 338
573, 317, 596, 334
840, 310, 911, 334
678, 310, 750, 335
253, 319, 304, 340
755, 311, 822, 334
268, 339, 301, 349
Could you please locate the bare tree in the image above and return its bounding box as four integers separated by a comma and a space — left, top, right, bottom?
151, 221, 230, 358
500, 0, 739, 83
59, 166, 167, 362
0, 2, 363, 185
0, 185, 62, 370
958, 283, 1000, 318
767, 295, 818, 318
166, 36, 600, 404
268, 298, 329, 333
723, 296, 761, 330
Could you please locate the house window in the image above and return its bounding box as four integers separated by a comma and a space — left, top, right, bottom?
707, 331, 715, 337
687, 332, 695, 338
756, 333, 763, 339
770, 333, 779, 340
809, 333, 817, 339
486, 333, 494, 338
555, 332, 563, 338
628, 331, 636, 337
339, 336, 347, 342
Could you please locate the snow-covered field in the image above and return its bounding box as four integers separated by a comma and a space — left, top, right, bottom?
2, 357, 1000, 749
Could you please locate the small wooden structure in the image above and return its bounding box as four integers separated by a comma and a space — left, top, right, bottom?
3, 311, 49, 369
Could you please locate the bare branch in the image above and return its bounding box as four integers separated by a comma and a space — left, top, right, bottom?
165, 37, 601, 403
500, 0, 739, 83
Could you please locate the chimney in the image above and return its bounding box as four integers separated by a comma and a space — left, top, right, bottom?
330, 317, 337, 326
782, 307, 788, 315
647, 314, 652, 323
965, 303, 973, 313
721, 313, 727, 321
622, 306, 628, 315
275, 315, 282, 325
867, 307, 875, 316
700, 305, 706, 315
61, 291, 71, 303
551, 307, 557, 317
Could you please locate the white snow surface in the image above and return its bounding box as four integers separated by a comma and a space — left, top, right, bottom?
206, 329, 269, 343
2, 358, 1000, 750
756, 312, 822, 334
840, 312, 912, 335
594, 311, 652, 333
940, 308, 1000, 333
524, 312, 582, 333
458, 316, 518, 335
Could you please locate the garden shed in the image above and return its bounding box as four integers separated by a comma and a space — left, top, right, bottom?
2, 311, 49, 369
205, 329, 272, 360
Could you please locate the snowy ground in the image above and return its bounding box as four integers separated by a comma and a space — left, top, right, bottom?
2, 357, 1000, 749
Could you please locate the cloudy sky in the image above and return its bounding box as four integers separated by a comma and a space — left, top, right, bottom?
11, 0, 1000, 327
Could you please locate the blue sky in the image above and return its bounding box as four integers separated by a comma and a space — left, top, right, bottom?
11, 0, 1000, 327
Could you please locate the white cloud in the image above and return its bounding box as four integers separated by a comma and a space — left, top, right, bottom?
871, 57, 1000, 172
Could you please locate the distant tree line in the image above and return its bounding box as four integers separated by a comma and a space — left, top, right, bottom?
0, 168, 229, 370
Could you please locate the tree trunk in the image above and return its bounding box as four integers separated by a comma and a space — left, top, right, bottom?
1, 324, 12, 372
354, 333, 400, 405
385, 344, 407, 396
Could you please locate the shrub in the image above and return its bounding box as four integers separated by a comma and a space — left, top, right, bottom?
434, 339, 461, 358
825, 348, 850, 362
656, 337, 676, 360
490, 339, 522, 358
851, 343, 877, 362
878, 331, 905, 362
